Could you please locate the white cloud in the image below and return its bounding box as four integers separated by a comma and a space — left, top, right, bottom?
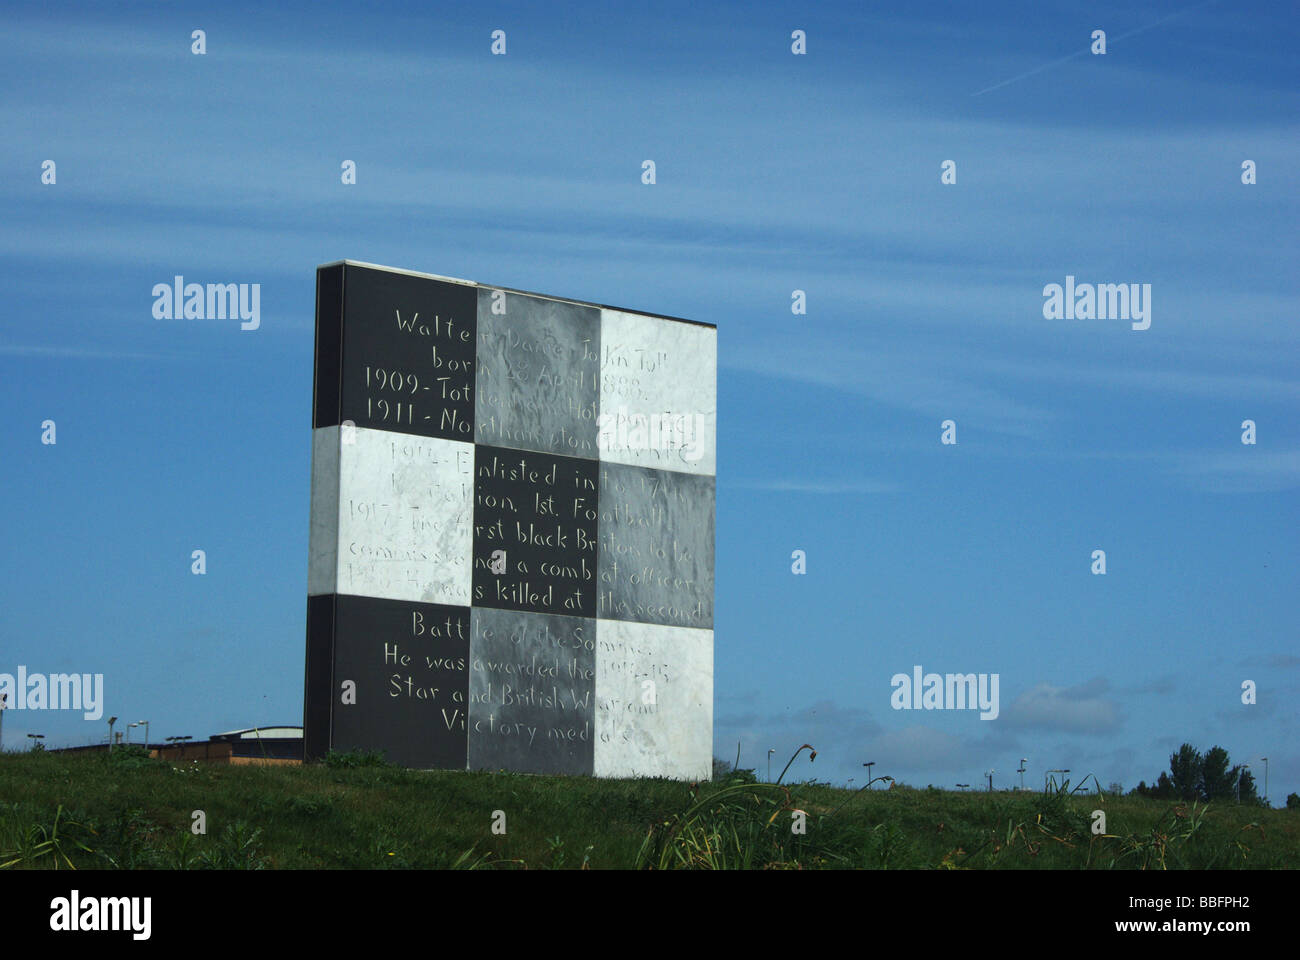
1003, 680, 1121, 734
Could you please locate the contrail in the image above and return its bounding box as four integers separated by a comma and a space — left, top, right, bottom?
971, 0, 1223, 97
971, 47, 1088, 98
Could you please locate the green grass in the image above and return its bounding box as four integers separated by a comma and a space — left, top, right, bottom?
1, 749, 1294, 869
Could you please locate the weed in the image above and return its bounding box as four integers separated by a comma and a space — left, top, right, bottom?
0, 804, 97, 870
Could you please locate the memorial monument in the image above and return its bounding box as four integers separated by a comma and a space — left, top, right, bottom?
304, 261, 716, 779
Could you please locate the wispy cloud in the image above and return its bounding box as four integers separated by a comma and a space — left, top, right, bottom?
967, 353, 1300, 405
727, 478, 901, 494
724, 342, 1058, 439
0, 344, 190, 362
1175, 449, 1300, 493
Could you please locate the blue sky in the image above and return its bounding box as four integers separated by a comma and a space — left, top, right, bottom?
1, 1, 1296, 801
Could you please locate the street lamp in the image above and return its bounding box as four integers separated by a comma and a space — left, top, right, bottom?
1017, 758, 1028, 791
767, 748, 775, 782
864, 761, 876, 787
107, 716, 118, 753
986, 769, 995, 792
128, 720, 150, 749
0, 692, 7, 752
1046, 768, 1070, 792
1259, 757, 1269, 806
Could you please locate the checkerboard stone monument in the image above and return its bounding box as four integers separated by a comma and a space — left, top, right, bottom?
304, 261, 715, 779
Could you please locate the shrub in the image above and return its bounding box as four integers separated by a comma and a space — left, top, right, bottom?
323, 748, 391, 768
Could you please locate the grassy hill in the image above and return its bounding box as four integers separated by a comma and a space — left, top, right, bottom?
1, 748, 1294, 869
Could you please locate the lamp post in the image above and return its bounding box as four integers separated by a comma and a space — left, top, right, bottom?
767, 748, 775, 782
864, 761, 876, 787
0, 692, 7, 752
128, 720, 150, 750
1018, 758, 1028, 791
1046, 768, 1069, 792
107, 716, 118, 754
1259, 757, 1269, 806
986, 769, 995, 792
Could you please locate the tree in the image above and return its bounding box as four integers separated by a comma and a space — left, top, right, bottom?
1144, 744, 1260, 804
1132, 772, 1174, 800
1154, 772, 1175, 799
1201, 746, 1235, 801
711, 757, 756, 783
1169, 744, 1202, 802
1231, 766, 1259, 804
1286, 792, 1299, 810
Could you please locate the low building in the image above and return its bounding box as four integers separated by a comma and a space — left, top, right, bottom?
205, 726, 303, 765
49, 725, 304, 765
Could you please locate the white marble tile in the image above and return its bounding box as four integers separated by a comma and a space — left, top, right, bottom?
598, 310, 716, 476
593, 619, 712, 780
333, 426, 475, 605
